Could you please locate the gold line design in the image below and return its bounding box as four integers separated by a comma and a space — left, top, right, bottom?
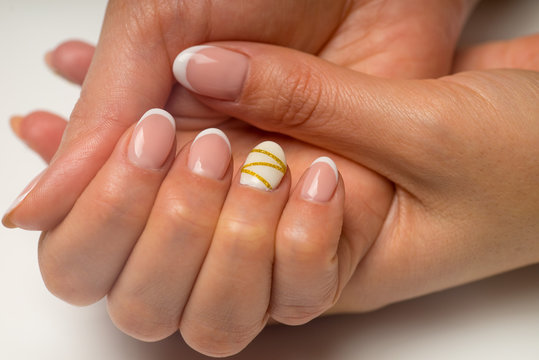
240, 148, 286, 190
241, 168, 273, 190
242, 162, 285, 173
250, 149, 287, 172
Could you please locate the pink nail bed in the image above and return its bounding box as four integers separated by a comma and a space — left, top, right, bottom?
188, 128, 231, 180
128, 109, 176, 169
301, 157, 339, 202
173, 45, 249, 101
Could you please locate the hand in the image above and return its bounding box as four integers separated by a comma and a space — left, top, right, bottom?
166, 36, 539, 311
12, 42, 393, 356
18, 109, 348, 357
13, 31, 539, 351
13, 31, 538, 355
4, 0, 479, 230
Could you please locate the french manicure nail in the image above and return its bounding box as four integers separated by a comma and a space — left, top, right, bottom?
3, 170, 45, 228
240, 141, 287, 191
301, 157, 338, 202
188, 128, 231, 179
173, 45, 249, 101
128, 108, 176, 169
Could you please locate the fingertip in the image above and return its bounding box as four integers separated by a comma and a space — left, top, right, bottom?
45, 40, 95, 84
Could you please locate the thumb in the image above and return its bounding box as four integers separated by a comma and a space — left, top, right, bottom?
172, 42, 447, 181
5, 0, 349, 230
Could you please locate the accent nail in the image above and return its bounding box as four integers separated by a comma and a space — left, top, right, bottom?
240, 141, 287, 191
173, 45, 249, 101
301, 157, 339, 202
188, 128, 231, 179
127, 109, 176, 169
2, 170, 45, 228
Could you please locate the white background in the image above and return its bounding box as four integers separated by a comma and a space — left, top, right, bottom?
1, 1, 538, 359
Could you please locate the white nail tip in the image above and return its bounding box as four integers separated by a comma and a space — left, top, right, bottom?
140, 108, 176, 130
240, 141, 287, 191
193, 128, 231, 152
173, 45, 213, 92
311, 156, 338, 182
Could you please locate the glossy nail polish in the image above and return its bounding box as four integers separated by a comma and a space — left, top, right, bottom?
188, 128, 231, 179
128, 109, 176, 169
301, 157, 338, 202
173, 45, 249, 101
240, 141, 287, 191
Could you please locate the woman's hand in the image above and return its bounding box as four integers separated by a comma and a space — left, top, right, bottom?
168, 38, 539, 311
4, 0, 478, 230
22, 112, 348, 357
11, 28, 538, 358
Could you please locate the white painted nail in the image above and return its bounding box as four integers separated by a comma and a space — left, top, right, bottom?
172, 45, 213, 92
240, 141, 287, 191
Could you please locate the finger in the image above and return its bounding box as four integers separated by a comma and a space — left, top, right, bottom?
107, 129, 233, 341
454, 34, 539, 73
172, 43, 445, 184
180, 141, 289, 357
270, 157, 345, 325
164, 85, 230, 130
45, 40, 95, 85
9, 0, 348, 231
10, 112, 67, 163
38, 109, 176, 305
44, 39, 227, 130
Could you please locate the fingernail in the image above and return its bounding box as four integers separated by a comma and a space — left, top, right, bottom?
10, 115, 24, 138
44, 51, 55, 70
301, 157, 339, 202
188, 128, 231, 179
128, 109, 176, 169
240, 141, 287, 191
3, 170, 45, 228
173, 45, 249, 101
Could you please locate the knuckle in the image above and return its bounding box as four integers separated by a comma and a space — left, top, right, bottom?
271, 64, 327, 129
270, 284, 337, 326
107, 293, 175, 342
279, 224, 332, 262
217, 217, 270, 257
180, 318, 261, 357
163, 196, 216, 235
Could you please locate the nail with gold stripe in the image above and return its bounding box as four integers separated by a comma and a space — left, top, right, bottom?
240, 141, 287, 191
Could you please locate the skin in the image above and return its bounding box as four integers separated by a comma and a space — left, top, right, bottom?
5, 0, 479, 230
5, 0, 539, 357
12, 32, 539, 357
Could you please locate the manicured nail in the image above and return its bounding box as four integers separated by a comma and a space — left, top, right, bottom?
188, 128, 231, 179
128, 109, 176, 169
3, 170, 45, 228
10, 115, 24, 138
240, 141, 286, 191
173, 45, 249, 101
301, 157, 339, 202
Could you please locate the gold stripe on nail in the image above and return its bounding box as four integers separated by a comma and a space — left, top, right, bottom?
242, 162, 286, 174
250, 149, 287, 172
241, 168, 273, 190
